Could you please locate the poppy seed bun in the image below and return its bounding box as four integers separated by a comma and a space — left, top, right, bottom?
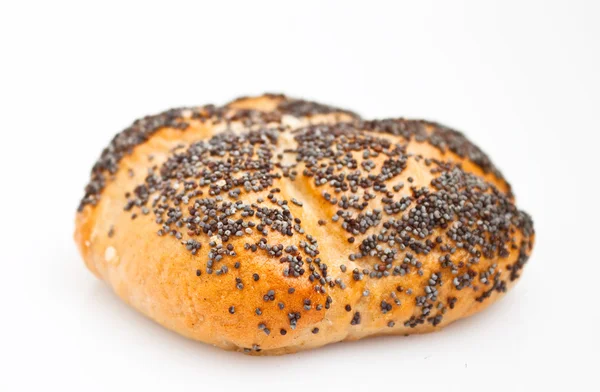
75, 94, 534, 355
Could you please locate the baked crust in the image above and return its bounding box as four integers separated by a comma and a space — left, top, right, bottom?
75, 94, 534, 355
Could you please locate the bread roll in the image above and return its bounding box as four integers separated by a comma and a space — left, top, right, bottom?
75, 94, 534, 355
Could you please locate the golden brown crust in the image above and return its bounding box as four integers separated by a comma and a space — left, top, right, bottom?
75, 94, 534, 355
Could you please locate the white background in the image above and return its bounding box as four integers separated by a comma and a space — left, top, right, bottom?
1, 1, 598, 391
